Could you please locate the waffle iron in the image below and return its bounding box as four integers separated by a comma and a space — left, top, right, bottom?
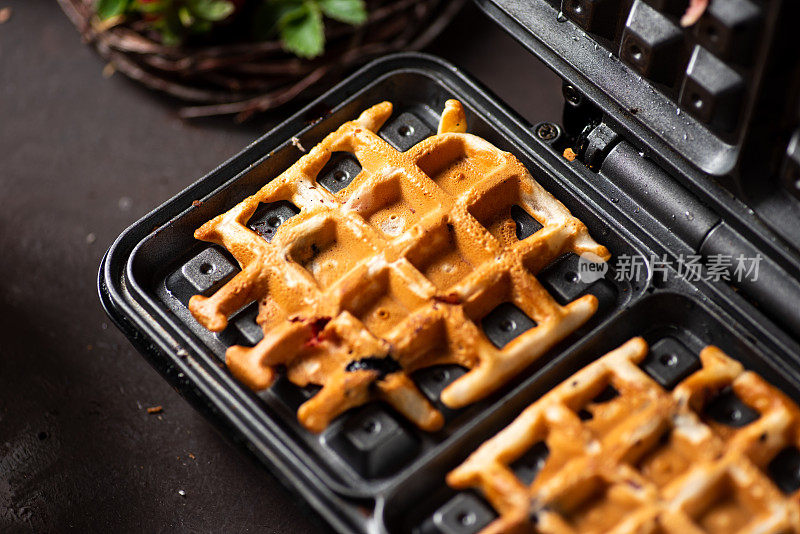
99, 1, 800, 531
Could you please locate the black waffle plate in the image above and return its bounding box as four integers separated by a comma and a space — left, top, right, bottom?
100, 52, 800, 533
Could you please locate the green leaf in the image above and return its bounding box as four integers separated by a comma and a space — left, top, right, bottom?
187, 0, 235, 21
280, 3, 324, 58
97, 0, 129, 19
178, 6, 195, 26
130, 0, 166, 14
318, 0, 366, 25
253, 0, 302, 40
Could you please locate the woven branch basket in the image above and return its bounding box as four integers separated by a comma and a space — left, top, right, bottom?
57, 0, 465, 119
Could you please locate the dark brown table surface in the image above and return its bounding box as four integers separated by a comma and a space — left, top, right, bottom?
0, 2, 561, 531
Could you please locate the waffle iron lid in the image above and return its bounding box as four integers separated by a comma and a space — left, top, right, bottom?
474, 0, 784, 178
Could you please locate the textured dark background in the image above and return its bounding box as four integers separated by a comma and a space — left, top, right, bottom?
0, 2, 561, 532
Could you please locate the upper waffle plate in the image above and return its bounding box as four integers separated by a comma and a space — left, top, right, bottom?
185, 99, 610, 433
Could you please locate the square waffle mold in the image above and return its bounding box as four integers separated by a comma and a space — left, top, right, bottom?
392, 293, 800, 534
183, 98, 614, 436
100, 53, 800, 533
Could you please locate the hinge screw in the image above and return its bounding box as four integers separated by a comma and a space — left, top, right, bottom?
536, 123, 559, 141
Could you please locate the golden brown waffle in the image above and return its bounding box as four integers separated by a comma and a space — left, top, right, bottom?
187, 100, 609, 433
448, 337, 800, 533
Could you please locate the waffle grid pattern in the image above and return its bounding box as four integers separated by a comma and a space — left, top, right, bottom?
186, 100, 609, 433
448, 337, 800, 533
556, 0, 766, 135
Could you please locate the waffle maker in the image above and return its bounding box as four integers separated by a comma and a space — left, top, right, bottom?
99, 1, 800, 532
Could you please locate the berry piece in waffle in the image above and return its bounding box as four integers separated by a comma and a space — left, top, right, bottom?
447, 337, 800, 533
187, 100, 609, 433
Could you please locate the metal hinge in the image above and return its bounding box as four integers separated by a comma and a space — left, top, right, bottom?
583, 122, 800, 336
